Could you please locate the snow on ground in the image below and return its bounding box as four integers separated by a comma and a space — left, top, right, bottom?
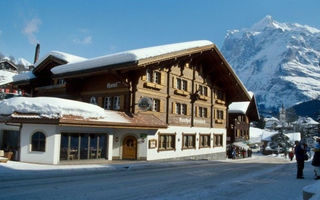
0, 97, 129, 122
0, 154, 319, 199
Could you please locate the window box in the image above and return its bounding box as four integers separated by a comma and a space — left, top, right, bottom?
215, 119, 223, 124
198, 95, 208, 101
144, 82, 163, 90
215, 99, 225, 104
174, 89, 189, 96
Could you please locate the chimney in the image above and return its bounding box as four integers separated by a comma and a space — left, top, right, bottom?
34, 43, 40, 64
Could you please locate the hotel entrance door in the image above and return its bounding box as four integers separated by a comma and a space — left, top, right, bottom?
122, 136, 137, 160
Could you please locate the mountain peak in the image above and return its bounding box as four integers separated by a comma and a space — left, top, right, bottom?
250, 15, 288, 31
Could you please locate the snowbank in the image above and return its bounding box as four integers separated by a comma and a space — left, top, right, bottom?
51, 40, 213, 75
0, 97, 128, 123
0, 70, 17, 86
303, 181, 320, 200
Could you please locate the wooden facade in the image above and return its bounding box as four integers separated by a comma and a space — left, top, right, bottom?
15, 44, 250, 130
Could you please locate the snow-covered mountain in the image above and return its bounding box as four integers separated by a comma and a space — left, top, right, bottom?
221, 15, 320, 115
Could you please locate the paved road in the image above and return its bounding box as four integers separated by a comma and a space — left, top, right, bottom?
0, 156, 316, 200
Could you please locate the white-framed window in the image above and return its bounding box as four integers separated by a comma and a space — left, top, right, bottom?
113, 96, 120, 110
104, 97, 112, 110
176, 78, 188, 91
57, 79, 65, 85
152, 99, 160, 112
90, 96, 97, 105
146, 69, 161, 84
199, 85, 208, 96
199, 107, 208, 118
175, 103, 187, 115
31, 132, 46, 152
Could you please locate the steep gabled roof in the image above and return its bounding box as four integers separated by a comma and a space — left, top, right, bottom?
51, 40, 213, 75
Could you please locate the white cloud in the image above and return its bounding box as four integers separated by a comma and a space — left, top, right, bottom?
23, 17, 41, 45
73, 36, 92, 45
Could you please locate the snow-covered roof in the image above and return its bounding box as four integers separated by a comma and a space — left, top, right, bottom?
228, 101, 250, 114
284, 132, 301, 142
0, 70, 17, 86
293, 116, 319, 125
249, 127, 277, 142
12, 71, 36, 82
34, 51, 87, 68
51, 40, 213, 75
264, 117, 279, 122
0, 97, 128, 123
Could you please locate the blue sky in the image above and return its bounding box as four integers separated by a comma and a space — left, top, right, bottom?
1, 0, 319, 63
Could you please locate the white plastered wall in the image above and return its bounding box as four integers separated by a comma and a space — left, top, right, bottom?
147, 126, 226, 160
20, 124, 60, 164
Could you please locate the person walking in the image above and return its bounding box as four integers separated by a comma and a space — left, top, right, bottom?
289, 149, 294, 161
294, 140, 306, 179
312, 138, 320, 180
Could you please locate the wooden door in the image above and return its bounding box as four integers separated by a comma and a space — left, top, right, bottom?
122, 136, 137, 160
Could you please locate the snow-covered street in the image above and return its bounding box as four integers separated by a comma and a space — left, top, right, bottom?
0, 155, 317, 200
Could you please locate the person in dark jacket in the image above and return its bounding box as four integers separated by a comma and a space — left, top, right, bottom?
312, 138, 320, 180
294, 140, 306, 179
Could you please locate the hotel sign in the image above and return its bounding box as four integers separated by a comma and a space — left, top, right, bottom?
107, 81, 121, 89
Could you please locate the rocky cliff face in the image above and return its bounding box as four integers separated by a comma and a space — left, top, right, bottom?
221, 16, 320, 115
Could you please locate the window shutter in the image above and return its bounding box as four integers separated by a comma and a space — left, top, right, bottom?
172, 102, 176, 114
120, 95, 125, 110
187, 80, 191, 92
172, 77, 175, 89
195, 106, 198, 117
141, 70, 147, 81
186, 105, 190, 116
160, 72, 165, 86
97, 97, 103, 107
160, 100, 165, 113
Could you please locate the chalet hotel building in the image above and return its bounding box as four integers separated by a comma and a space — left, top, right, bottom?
0, 40, 251, 164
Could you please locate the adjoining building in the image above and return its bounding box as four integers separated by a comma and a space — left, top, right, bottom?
0, 40, 251, 164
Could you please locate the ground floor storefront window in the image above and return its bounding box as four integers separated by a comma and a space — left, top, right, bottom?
60, 133, 107, 161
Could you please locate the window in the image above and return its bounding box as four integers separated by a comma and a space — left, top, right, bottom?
104, 97, 112, 110
152, 99, 160, 112
146, 69, 161, 84
175, 103, 187, 115
199, 85, 208, 96
57, 79, 65, 85
199, 107, 208, 118
113, 96, 120, 110
217, 110, 224, 119
176, 78, 188, 91
31, 132, 46, 152
200, 134, 211, 148
182, 134, 196, 149
214, 134, 223, 147
158, 134, 175, 150
90, 96, 97, 105
216, 90, 224, 100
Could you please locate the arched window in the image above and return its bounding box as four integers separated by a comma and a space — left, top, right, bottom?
90, 96, 97, 105
31, 132, 46, 152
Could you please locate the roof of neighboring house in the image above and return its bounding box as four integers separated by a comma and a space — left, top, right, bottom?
0, 70, 17, 86
228, 92, 260, 121
34, 51, 87, 69
0, 97, 166, 129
